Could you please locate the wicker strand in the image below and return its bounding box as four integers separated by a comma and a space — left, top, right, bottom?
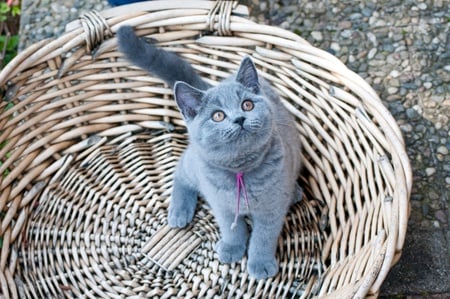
206, 0, 237, 36
79, 10, 113, 53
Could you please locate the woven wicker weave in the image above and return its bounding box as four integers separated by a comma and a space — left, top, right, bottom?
0, 1, 412, 298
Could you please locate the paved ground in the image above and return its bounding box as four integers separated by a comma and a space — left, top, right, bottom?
18, 0, 449, 297
243, 1, 450, 296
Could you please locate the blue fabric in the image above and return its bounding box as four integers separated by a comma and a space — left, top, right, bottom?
108, 0, 148, 6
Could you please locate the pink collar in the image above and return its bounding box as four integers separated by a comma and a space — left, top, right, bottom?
231, 172, 249, 230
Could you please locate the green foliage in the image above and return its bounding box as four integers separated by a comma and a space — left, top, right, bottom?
1, 2, 14, 21
0, 34, 19, 66
4, 101, 14, 110
0, 1, 21, 249
293, 29, 302, 36
0, 139, 7, 150
0, 3, 9, 21
0, 212, 4, 248
1, 1, 21, 67
0, 2, 21, 21
0, 138, 11, 176
0, 160, 11, 177
11, 4, 20, 17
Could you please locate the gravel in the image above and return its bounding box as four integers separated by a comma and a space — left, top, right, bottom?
19, 0, 110, 50
17, 0, 450, 296
243, 0, 449, 228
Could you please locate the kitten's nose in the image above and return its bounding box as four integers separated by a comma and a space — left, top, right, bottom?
234, 117, 246, 126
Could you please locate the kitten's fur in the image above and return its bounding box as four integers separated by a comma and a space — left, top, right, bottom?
117, 26, 302, 279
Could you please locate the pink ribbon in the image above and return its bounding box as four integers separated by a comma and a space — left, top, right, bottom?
231, 172, 250, 230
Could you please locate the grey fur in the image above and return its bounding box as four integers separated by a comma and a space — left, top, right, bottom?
118, 26, 303, 279
117, 26, 209, 90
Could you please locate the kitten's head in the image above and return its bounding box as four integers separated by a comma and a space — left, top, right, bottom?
174, 57, 275, 169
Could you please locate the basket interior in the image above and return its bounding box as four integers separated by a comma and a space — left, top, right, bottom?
0, 2, 411, 298
19, 131, 325, 298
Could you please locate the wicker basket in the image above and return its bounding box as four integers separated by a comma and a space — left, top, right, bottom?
0, 1, 411, 298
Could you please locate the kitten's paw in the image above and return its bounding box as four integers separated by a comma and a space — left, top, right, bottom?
216, 240, 246, 263
167, 207, 194, 228
247, 257, 278, 279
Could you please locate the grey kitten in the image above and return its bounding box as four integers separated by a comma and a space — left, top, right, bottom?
117, 26, 303, 279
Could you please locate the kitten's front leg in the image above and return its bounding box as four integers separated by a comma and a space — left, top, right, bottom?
247, 212, 286, 279
213, 208, 249, 263
168, 174, 198, 228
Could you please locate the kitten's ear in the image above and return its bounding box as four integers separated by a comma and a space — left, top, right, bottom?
174, 81, 205, 121
236, 56, 260, 94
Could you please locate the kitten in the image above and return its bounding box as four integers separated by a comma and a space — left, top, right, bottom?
117, 26, 303, 279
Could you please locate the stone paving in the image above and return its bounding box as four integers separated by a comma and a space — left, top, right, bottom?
241, 3, 450, 296
18, 0, 449, 297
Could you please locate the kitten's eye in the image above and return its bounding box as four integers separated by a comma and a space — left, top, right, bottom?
242, 99, 254, 111
212, 111, 225, 122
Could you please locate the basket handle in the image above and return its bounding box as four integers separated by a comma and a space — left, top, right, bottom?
206, 0, 239, 36
73, 1, 248, 54
79, 10, 113, 53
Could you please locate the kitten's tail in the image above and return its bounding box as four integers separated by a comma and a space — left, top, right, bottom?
117, 26, 210, 90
